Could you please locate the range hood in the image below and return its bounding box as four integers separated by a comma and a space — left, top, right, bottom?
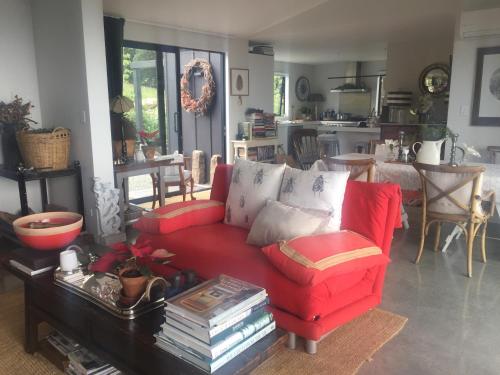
330, 62, 369, 93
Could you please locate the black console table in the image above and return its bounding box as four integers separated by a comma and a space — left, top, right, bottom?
0, 161, 84, 216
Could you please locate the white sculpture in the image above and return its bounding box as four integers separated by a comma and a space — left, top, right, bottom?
92, 177, 121, 237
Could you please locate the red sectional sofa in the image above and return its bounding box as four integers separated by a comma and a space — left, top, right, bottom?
136, 164, 402, 353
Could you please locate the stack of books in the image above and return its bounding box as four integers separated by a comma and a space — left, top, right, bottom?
155, 275, 274, 373
9, 247, 60, 276
245, 112, 276, 139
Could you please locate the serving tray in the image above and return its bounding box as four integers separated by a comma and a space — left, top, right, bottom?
54, 268, 165, 319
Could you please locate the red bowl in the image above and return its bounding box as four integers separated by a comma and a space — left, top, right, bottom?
13, 212, 83, 251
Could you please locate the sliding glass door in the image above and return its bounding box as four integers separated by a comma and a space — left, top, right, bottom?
122, 42, 225, 202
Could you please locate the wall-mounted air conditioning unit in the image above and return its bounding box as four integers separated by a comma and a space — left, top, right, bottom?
460, 8, 500, 39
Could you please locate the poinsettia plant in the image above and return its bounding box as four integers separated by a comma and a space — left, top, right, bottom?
89, 240, 175, 275
138, 130, 159, 145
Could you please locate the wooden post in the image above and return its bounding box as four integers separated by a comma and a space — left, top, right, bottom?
210, 154, 222, 185
191, 150, 206, 184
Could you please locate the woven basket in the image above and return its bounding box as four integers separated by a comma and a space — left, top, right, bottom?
16, 127, 71, 170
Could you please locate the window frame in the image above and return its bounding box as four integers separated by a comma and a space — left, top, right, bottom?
273, 72, 289, 119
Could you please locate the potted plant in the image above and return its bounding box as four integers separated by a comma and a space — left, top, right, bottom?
118, 257, 152, 301
139, 130, 159, 160
0, 96, 36, 169
410, 94, 433, 124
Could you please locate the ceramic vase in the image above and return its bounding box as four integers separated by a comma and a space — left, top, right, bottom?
1, 125, 22, 170
142, 145, 156, 160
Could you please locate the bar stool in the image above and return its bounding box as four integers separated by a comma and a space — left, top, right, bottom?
354, 142, 369, 154
318, 132, 340, 157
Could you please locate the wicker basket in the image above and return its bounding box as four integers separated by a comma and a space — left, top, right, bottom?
16, 127, 71, 170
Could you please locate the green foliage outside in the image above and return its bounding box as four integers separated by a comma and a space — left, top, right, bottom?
273, 74, 286, 117
122, 47, 161, 139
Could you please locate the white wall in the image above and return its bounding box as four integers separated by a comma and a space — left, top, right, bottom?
274, 61, 315, 119
31, 0, 114, 234
447, 35, 500, 160
124, 20, 251, 163
385, 37, 453, 95
0, 0, 42, 213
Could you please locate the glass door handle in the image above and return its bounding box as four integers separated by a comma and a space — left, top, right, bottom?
174, 112, 179, 133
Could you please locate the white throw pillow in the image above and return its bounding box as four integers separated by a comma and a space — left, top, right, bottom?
224, 159, 286, 229
279, 166, 350, 231
247, 200, 332, 246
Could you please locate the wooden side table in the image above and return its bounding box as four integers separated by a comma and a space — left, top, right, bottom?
231, 138, 282, 163
114, 158, 173, 232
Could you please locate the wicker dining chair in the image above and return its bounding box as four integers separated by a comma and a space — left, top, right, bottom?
321, 158, 376, 182
413, 163, 496, 277
291, 129, 320, 170
152, 155, 195, 208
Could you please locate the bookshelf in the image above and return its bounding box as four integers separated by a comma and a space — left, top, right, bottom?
231, 138, 282, 163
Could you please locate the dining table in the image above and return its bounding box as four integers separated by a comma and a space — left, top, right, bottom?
332, 153, 500, 250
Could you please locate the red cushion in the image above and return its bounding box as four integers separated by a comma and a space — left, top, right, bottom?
341, 180, 402, 253
134, 200, 225, 234
262, 231, 389, 286
136, 224, 375, 321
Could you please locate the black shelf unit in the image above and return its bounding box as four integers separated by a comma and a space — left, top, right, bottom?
0, 161, 84, 217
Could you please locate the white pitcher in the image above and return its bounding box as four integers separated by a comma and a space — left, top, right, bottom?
412, 139, 445, 165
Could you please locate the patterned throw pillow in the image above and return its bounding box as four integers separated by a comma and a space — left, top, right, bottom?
279, 166, 350, 231
224, 159, 286, 229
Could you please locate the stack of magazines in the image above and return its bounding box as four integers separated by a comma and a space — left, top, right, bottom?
45, 331, 120, 375
155, 274, 274, 373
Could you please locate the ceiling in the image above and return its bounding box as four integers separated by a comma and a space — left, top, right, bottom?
103, 0, 461, 64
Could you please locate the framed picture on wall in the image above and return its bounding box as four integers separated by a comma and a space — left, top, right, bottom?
472, 46, 500, 126
230, 68, 249, 96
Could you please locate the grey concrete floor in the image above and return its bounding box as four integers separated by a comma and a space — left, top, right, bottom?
359, 222, 500, 375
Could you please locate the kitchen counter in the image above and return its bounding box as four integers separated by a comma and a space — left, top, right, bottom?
278, 121, 381, 155
278, 120, 380, 133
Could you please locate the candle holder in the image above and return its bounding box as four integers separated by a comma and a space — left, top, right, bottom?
397, 130, 405, 161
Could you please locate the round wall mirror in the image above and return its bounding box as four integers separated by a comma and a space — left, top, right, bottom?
295, 76, 311, 101
419, 63, 450, 96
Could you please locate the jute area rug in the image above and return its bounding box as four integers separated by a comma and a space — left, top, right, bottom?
252, 308, 407, 375
0, 288, 407, 375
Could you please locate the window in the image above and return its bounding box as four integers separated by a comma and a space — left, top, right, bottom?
273, 73, 288, 117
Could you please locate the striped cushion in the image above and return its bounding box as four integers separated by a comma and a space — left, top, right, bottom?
134, 200, 225, 234
261, 230, 389, 286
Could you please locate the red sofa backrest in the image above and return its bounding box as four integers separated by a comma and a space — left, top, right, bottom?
210, 164, 401, 254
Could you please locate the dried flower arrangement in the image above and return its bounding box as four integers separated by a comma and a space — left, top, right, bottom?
0, 95, 37, 130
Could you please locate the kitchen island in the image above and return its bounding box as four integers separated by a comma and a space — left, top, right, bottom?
278, 120, 380, 156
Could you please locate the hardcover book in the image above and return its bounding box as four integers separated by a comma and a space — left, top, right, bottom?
162, 311, 274, 359
165, 275, 267, 328
165, 300, 268, 345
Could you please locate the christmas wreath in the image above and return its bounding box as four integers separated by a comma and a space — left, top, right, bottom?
180, 58, 215, 115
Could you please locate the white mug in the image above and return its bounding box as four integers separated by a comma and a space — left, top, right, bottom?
60, 249, 78, 272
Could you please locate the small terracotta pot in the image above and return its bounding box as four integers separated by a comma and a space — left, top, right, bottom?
142, 145, 156, 160
119, 268, 149, 299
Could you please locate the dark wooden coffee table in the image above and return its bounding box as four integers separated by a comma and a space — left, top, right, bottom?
3, 260, 286, 375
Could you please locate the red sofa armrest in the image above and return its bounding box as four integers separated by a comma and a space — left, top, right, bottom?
340, 180, 402, 255
210, 164, 234, 203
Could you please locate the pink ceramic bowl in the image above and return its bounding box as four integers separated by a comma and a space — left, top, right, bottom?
13, 212, 83, 251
